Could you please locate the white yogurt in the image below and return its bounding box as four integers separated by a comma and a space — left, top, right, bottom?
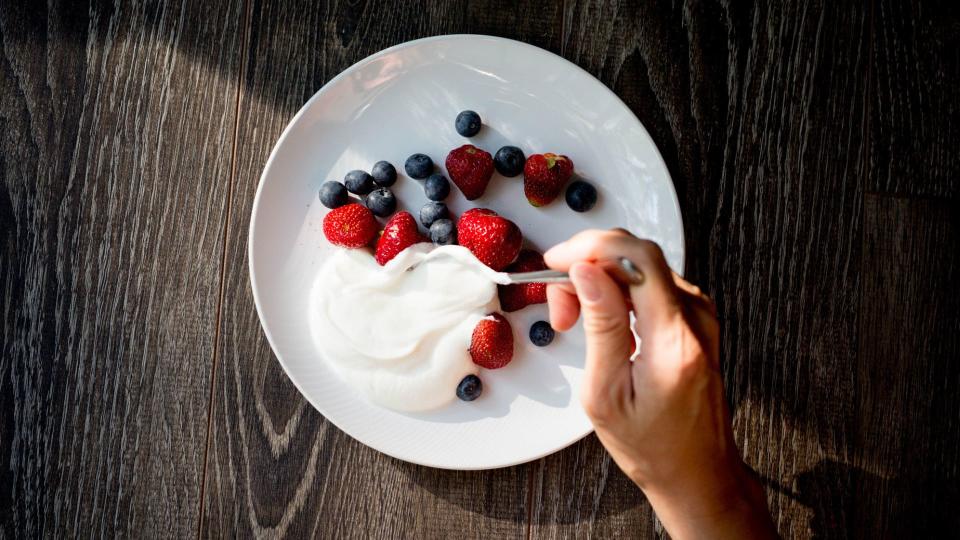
309, 244, 509, 412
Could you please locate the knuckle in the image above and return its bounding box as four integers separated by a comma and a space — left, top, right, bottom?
624, 238, 667, 269
583, 309, 627, 335
569, 230, 613, 258
677, 351, 709, 383
640, 240, 667, 264
594, 230, 630, 253
661, 293, 684, 316
581, 392, 613, 422
579, 228, 613, 243
707, 296, 719, 318
703, 312, 720, 336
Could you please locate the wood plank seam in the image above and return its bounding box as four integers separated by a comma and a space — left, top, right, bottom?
195, 0, 253, 536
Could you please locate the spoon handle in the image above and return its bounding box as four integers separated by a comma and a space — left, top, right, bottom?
506, 257, 645, 286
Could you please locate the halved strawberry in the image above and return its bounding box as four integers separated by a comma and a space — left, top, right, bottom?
457, 208, 522, 271
523, 153, 574, 206
498, 249, 548, 312
469, 313, 514, 369
375, 211, 428, 265
322, 203, 378, 248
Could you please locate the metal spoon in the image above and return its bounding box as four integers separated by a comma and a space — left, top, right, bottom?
505, 257, 645, 285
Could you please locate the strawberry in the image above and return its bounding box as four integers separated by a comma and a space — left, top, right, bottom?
375, 211, 428, 265
445, 144, 494, 200
523, 153, 574, 206
323, 203, 378, 248
498, 249, 548, 312
457, 208, 522, 271
469, 313, 514, 369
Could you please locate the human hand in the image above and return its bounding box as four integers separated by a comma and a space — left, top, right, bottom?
545, 229, 775, 540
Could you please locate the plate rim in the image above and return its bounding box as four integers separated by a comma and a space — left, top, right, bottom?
247, 34, 685, 470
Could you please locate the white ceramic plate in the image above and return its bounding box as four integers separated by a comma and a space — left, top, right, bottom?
249, 35, 684, 469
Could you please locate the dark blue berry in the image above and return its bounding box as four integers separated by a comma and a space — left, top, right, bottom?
364, 188, 397, 217
344, 170, 375, 195
419, 202, 449, 228
529, 321, 555, 347
404, 153, 433, 179
424, 173, 450, 201
371, 161, 397, 187
455, 110, 482, 137
318, 181, 348, 209
565, 180, 598, 212
429, 219, 456, 245
456, 374, 482, 401
494, 146, 525, 177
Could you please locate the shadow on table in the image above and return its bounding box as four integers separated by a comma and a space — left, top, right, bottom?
768, 458, 960, 539
393, 435, 641, 524
391, 460, 528, 524
17, 1, 960, 533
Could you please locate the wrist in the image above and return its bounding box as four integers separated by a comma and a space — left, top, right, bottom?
638, 458, 775, 539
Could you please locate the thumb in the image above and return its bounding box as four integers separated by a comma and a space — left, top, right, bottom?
569, 262, 633, 416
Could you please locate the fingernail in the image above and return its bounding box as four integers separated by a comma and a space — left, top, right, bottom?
570, 264, 602, 302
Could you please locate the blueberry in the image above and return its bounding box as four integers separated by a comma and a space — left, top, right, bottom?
371, 161, 397, 187
494, 146, 525, 177
456, 374, 482, 401
365, 188, 397, 217
529, 321, 555, 347
404, 153, 433, 179
565, 180, 598, 212
344, 170, 375, 195
424, 173, 450, 201
419, 202, 449, 228
455, 110, 482, 137
318, 181, 348, 209
429, 219, 456, 245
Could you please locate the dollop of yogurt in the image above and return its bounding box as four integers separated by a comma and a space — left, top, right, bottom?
310, 244, 509, 412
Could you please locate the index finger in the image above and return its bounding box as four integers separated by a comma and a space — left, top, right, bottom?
544, 229, 681, 336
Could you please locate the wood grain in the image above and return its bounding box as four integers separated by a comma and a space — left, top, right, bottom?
0, 0, 243, 536
542, 1, 960, 538
782, 194, 960, 537
844, 194, 959, 537
541, 1, 876, 537
199, 1, 562, 537
534, 0, 730, 535
716, 3, 873, 536
3, 1, 959, 538
869, 0, 960, 198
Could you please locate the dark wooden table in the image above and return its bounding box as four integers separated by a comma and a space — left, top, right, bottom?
3, 1, 958, 538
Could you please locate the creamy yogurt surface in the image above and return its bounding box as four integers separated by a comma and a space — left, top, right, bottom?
309, 244, 509, 412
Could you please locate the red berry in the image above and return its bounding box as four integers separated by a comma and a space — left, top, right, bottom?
523, 153, 574, 207
446, 144, 494, 200
375, 211, 428, 265
498, 249, 548, 312
469, 313, 514, 369
457, 208, 522, 271
322, 203, 378, 248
